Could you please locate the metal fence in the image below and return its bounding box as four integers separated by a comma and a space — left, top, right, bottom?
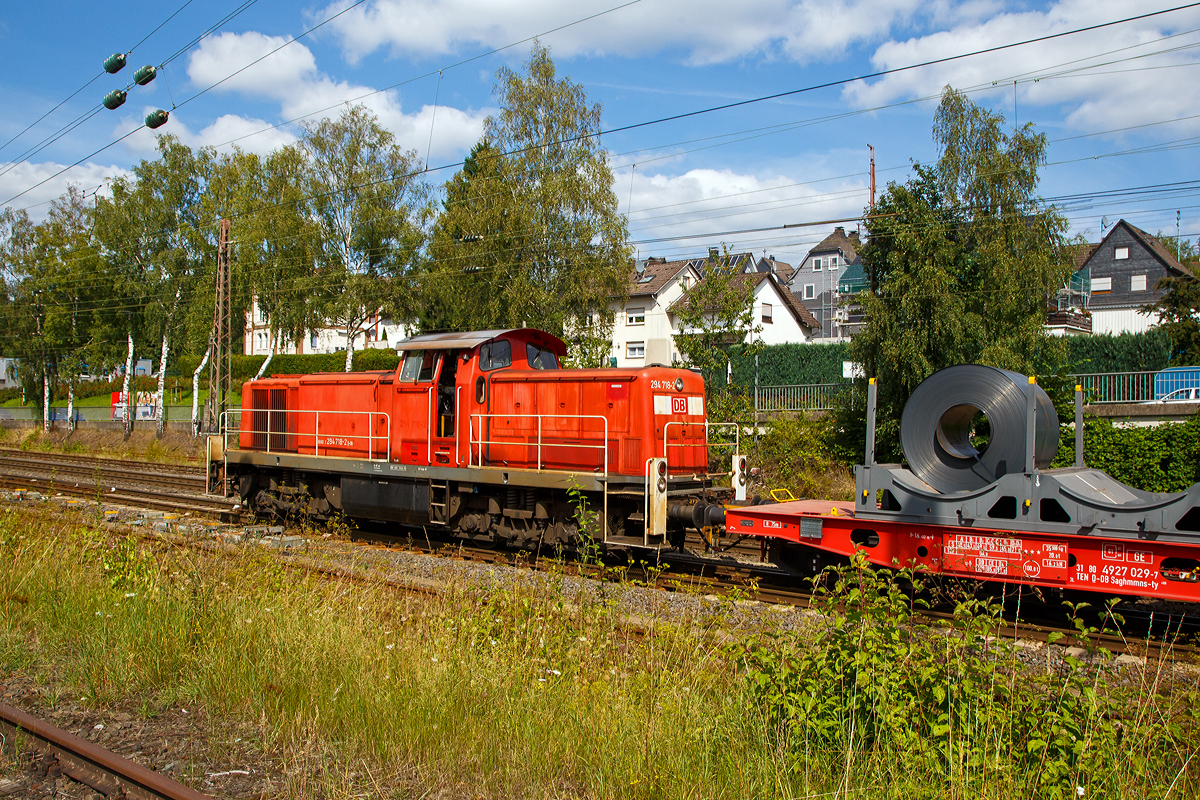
0, 404, 200, 422
751, 371, 1177, 412
1070, 372, 1157, 404
755, 383, 847, 412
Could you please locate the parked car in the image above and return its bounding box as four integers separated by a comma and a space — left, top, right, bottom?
1142, 387, 1200, 404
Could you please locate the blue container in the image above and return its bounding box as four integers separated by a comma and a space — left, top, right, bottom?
1154, 367, 1200, 399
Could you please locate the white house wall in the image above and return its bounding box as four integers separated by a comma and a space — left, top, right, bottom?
1089, 307, 1159, 336
610, 268, 698, 367
753, 281, 813, 346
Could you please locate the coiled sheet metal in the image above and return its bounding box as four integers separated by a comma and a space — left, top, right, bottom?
900, 365, 1059, 493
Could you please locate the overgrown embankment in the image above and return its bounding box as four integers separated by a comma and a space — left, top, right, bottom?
0, 507, 1196, 798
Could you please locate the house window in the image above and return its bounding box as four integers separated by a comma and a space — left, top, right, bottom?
1091, 277, 1112, 293
1114, 246, 1129, 260
627, 307, 645, 325
310, 333, 319, 348
627, 342, 645, 359
813, 258, 822, 271
762, 303, 773, 323
681, 276, 690, 290
804, 284, 816, 300
829, 255, 838, 267
1131, 274, 1147, 292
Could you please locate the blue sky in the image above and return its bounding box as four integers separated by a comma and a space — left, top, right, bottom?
3, 0, 1199, 268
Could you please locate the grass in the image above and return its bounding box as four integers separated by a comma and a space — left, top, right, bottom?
0, 507, 1196, 798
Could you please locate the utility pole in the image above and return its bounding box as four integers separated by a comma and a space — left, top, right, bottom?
205, 219, 232, 433
867, 144, 876, 211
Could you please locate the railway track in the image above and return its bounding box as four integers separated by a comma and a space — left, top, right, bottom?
0, 701, 210, 800
0, 448, 1194, 658
0, 449, 233, 518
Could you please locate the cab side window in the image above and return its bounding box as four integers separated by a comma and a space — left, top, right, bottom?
399, 350, 438, 382
526, 343, 559, 370
479, 340, 512, 371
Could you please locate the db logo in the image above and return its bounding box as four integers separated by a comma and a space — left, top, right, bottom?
671, 396, 687, 414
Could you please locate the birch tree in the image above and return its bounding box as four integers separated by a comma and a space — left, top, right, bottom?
301, 105, 431, 371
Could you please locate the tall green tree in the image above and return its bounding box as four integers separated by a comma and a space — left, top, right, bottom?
423, 43, 630, 357
1144, 271, 1199, 365
850, 87, 1074, 459
301, 104, 431, 371
95, 135, 208, 437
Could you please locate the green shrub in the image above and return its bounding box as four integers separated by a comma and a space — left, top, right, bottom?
1054, 415, 1200, 492
742, 554, 1197, 797
751, 414, 854, 500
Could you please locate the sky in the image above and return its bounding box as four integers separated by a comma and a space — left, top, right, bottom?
2, 0, 1199, 269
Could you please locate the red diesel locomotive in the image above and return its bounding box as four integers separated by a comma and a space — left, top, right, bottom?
212, 328, 738, 550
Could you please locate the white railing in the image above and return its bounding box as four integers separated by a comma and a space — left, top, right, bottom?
222, 408, 391, 461
468, 413, 609, 473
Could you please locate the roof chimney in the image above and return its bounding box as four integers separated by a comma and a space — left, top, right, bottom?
834, 226, 845, 236
708, 247, 719, 261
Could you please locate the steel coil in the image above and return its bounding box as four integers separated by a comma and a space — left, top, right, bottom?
899, 365, 1059, 493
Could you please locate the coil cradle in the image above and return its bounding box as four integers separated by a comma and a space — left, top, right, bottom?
900, 365, 1059, 494
854, 364, 1200, 542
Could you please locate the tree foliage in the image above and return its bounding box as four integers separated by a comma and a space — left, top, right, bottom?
850, 87, 1074, 458
421, 43, 630, 358
1143, 269, 1200, 365
301, 105, 432, 371
672, 249, 762, 386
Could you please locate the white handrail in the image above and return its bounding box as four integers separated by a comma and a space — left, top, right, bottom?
662, 420, 738, 475
221, 407, 391, 462
468, 413, 609, 473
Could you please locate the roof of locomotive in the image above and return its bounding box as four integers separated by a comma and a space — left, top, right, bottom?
395, 328, 566, 353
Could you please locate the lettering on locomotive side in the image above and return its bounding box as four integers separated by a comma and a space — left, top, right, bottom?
320, 437, 356, 448
650, 379, 678, 390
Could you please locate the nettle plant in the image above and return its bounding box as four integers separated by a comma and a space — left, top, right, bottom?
738, 552, 1193, 797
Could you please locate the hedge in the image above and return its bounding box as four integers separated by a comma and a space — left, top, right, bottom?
1052, 414, 1200, 493
1065, 330, 1172, 374
730, 343, 851, 387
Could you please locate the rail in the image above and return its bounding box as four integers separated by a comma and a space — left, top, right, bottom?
220, 408, 391, 461
0, 701, 211, 799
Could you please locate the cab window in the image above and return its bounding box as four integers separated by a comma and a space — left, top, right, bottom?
399, 350, 439, 382
479, 339, 512, 371
526, 343, 559, 370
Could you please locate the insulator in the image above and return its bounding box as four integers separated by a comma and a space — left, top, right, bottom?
103, 53, 126, 74
133, 65, 157, 86
102, 90, 127, 110
144, 109, 169, 129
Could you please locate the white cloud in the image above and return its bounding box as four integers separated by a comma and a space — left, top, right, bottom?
320, 0, 967, 66
186, 31, 488, 161
843, 0, 1200, 136
118, 108, 300, 157
626, 166, 869, 264
0, 161, 130, 221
